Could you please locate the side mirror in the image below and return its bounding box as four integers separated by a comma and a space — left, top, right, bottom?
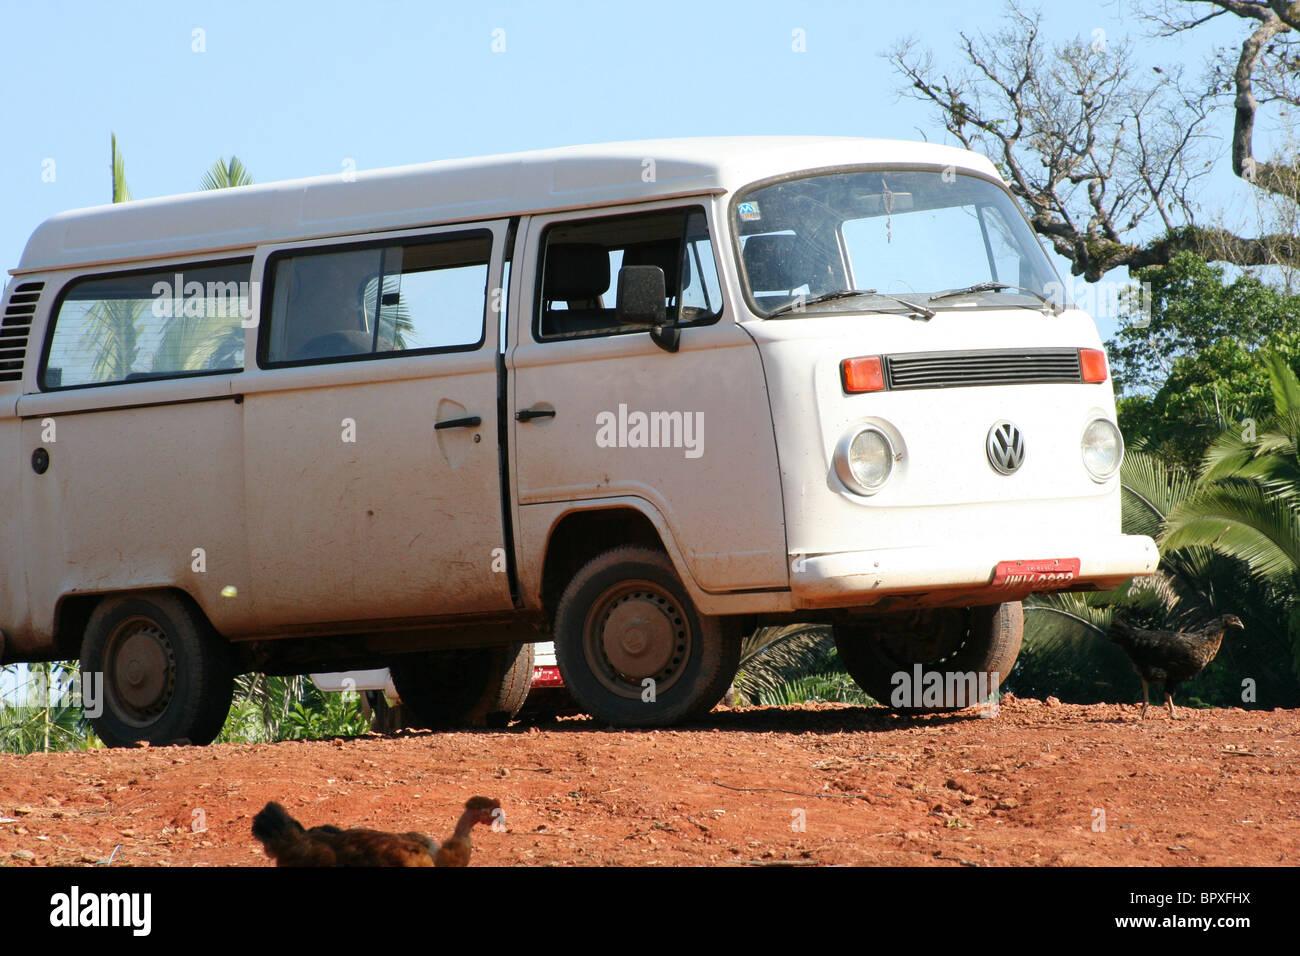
616, 265, 679, 353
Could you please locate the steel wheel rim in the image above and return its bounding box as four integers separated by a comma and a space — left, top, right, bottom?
104, 616, 177, 727
582, 581, 692, 699
875, 608, 971, 669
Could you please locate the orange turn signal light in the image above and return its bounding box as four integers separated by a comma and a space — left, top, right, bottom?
842, 356, 885, 393
1079, 348, 1109, 383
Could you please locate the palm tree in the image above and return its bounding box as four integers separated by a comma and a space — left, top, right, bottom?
149, 155, 258, 373
76, 297, 145, 383
1160, 352, 1300, 681
0, 663, 98, 753
1015, 445, 1300, 705
730, 624, 874, 706
199, 155, 254, 191
80, 150, 252, 380
1163, 352, 1300, 583
69, 133, 146, 385
219, 673, 306, 743
1017, 452, 1197, 702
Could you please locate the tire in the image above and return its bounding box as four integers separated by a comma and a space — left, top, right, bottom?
390, 643, 534, 729
834, 602, 1023, 711
80, 592, 234, 747
553, 546, 740, 727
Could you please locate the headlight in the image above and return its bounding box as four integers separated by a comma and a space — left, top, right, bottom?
835, 426, 895, 495
1082, 417, 1123, 480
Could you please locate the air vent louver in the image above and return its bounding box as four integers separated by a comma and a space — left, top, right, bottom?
883, 348, 1082, 390
0, 282, 43, 384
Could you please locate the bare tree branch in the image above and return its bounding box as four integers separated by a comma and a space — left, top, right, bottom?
888, 2, 1217, 279
1155, 2, 1300, 200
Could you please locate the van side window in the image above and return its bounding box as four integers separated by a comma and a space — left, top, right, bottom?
262, 232, 490, 366
536, 207, 722, 341
42, 260, 251, 389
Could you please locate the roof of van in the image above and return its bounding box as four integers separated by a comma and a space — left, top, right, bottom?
14, 136, 1000, 274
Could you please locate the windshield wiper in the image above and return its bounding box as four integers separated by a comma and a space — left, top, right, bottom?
875, 293, 936, 320
767, 288, 936, 320
767, 289, 877, 318
928, 281, 1011, 301
927, 281, 1061, 314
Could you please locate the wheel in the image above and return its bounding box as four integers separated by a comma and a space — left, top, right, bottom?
389, 643, 534, 729
834, 602, 1023, 711
80, 592, 234, 747
553, 546, 740, 727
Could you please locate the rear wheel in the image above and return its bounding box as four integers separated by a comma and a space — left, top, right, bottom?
834, 603, 1022, 711
553, 546, 739, 727
390, 643, 534, 729
81, 592, 234, 747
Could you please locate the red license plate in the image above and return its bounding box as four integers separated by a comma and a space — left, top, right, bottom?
991, 558, 1081, 589
531, 665, 565, 688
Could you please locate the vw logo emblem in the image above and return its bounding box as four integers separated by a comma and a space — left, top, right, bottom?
987, 421, 1025, 475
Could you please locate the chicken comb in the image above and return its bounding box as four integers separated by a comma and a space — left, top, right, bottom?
465, 796, 500, 811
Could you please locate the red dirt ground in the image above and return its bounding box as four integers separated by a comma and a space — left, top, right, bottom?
1, 696, 1296, 867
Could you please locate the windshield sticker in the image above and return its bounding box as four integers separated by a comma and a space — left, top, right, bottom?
737, 201, 761, 222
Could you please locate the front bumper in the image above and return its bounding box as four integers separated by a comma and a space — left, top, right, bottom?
790, 533, 1157, 609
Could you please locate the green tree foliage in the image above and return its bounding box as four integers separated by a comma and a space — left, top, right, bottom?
1109, 252, 1300, 469
0, 663, 101, 754
753, 671, 874, 707
217, 674, 369, 743
1162, 353, 1300, 682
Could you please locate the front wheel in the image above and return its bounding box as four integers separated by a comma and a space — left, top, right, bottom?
834, 603, 1023, 711
80, 592, 234, 747
553, 546, 739, 727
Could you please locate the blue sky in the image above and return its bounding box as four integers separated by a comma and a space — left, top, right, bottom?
0, 0, 1273, 342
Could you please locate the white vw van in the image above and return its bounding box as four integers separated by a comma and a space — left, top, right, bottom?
0, 137, 1156, 745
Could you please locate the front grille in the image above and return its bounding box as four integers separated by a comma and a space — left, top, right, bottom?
0, 282, 43, 384
883, 348, 1082, 390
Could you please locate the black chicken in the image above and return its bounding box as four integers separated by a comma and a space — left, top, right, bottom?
1108, 614, 1244, 719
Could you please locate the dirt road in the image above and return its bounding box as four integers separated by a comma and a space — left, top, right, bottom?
1, 696, 1295, 866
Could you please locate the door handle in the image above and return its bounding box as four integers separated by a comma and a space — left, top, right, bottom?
515, 407, 556, 422
434, 415, 482, 430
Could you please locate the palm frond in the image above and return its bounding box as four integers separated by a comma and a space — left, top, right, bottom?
1163, 484, 1300, 581
111, 133, 131, 203
152, 313, 242, 373
755, 671, 874, 706
733, 625, 834, 705
75, 299, 145, 383
1265, 350, 1300, 420
1014, 593, 1140, 703
0, 663, 97, 753
1023, 597, 1112, 640
1120, 450, 1197, 539
200, 156, 254, 191
1200, 416, 1300, 499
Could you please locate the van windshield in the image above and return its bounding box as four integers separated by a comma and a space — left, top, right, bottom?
733, 168, 1062, 318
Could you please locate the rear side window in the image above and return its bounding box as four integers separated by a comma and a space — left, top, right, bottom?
43, 260, 251, 389
261, 232, 490, 367
536, 207, 722, 341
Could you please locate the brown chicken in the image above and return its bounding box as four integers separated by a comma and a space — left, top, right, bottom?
252, 796, 500, 866
1108, 614, 1244, 719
